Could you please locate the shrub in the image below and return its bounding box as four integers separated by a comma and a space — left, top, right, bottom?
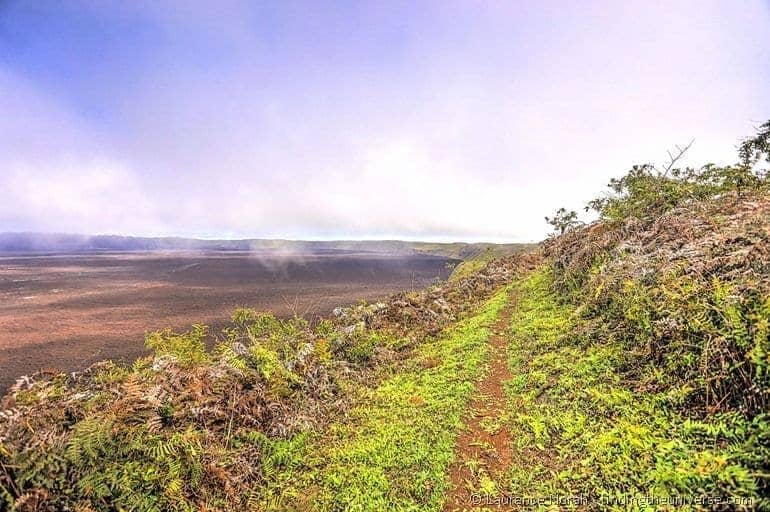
145, 324, 210, 366
545, 121, 770, 416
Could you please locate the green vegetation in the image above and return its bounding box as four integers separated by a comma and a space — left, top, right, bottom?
0, 254, 517, 511
250, 288, 509, 511
448, 258, 487, 282
448, 250, 493, 282
448, 244, 534, 282
0, 312, 350, 512
522, 121, 770, 509
413, 241, 534, 261
502, 269, 767, 510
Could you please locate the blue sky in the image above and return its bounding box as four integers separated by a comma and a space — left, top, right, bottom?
1, 1, 769, 242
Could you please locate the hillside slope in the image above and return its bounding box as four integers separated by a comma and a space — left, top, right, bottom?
1, 123, 769, 510
0, 251, 535, 511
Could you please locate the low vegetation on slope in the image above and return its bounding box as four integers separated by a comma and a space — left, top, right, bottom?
532, 121, 770, 508
503, 269, 767, 509
447, 243, 537, 282
0, 251, 532, 511
250, 288, 510, 511
443, 123, 770, 510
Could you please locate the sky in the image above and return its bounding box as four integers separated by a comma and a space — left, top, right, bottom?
1, 1, 769, 242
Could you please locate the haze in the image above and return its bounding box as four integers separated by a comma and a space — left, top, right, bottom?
1, 0, 769, 242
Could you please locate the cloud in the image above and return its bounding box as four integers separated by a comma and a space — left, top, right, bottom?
0, 69, 159, 234
1, 1, 769, 241
3, 158, 158, 234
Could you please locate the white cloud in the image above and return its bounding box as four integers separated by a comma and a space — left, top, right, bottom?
1, 1, 769, 241
2, 157, 158, 234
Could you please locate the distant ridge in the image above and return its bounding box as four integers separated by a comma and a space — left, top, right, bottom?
0, 232, 534, 260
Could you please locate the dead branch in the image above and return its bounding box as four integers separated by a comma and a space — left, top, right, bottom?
661, 139, 695, 177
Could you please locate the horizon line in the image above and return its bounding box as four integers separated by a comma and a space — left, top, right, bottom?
0, 231, 538, 246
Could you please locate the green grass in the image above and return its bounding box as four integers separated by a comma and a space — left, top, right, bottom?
251, 288, 511, 511
448, 259, 489, 282
501, 268, 767, 511
448, 244, 522, 282
413, 242, 534, 261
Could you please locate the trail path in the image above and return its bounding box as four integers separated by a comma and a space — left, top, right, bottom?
444, 296, 514, 511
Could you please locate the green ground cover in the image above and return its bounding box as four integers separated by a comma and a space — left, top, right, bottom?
251, 288, 510, 511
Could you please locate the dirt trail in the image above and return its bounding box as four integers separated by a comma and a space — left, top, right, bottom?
444, 295, 514, 511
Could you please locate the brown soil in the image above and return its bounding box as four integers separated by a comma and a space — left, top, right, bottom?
0, 251, 454, 395
444, 295, 514, 511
